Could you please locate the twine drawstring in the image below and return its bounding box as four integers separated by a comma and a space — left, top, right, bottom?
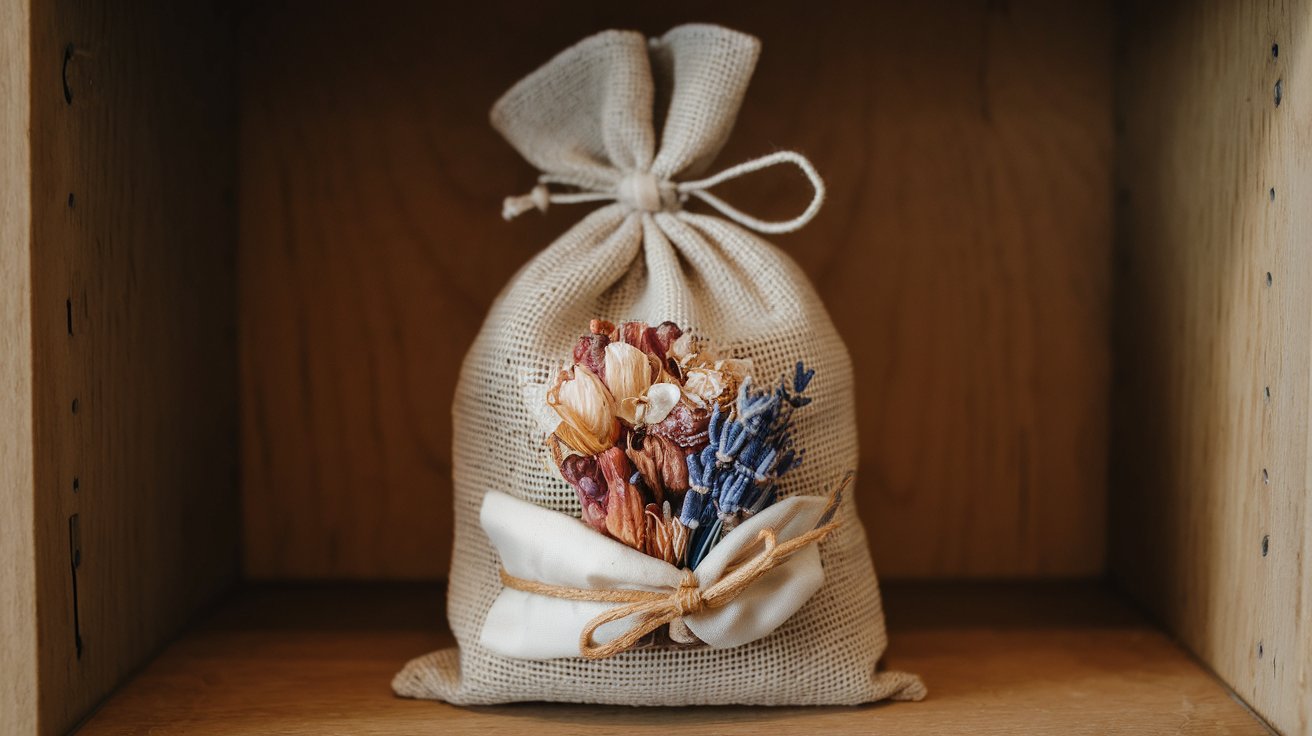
497, 517, 840, 660
501, 150, 826, 235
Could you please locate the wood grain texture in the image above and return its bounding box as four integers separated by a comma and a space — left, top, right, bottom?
0, 0, 37, 733
1111, 2, 1312, 734
239, 0, 1113, 580
28, 2, 240, 733
74, 583, 1268, 735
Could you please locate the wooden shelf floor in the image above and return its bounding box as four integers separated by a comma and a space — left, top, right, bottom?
75, 582, 1270, 735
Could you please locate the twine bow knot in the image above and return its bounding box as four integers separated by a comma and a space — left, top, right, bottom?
673, 570, 705, 616
497, 517, 839, 659
501, 150, 826, 235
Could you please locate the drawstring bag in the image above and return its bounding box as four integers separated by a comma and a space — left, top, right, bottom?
393, 23, 925, 707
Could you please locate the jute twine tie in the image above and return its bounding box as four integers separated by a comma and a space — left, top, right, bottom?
498, 518, 840, 659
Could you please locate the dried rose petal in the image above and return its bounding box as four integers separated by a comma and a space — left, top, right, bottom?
572, 333, 610, 381
651, 322, 683, 358
589, 318, 615, 336
626, 434, 690, 505
598, 447, 645, 550
604, 320, 683, 360
649, 402, 711, 452
612, 321, 646, 347
560, 454, 608, 532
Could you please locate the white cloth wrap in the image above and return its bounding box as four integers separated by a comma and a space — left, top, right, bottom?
479, 490, 827, 659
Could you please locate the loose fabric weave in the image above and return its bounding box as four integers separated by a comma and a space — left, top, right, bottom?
393, 23, 925, 706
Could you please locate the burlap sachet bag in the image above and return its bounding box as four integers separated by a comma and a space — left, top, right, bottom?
393, 23, 926, 707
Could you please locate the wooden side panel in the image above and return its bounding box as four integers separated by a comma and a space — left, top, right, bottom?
28, 3, 239, 733
1112, 2, 1312, 733
0, 0, 37, 733
239, 1, 1112, 580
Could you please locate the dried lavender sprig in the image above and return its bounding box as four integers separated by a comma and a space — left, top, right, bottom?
684, 516, 722, 572
713, 368, 810, 518
681, 362, 816, 569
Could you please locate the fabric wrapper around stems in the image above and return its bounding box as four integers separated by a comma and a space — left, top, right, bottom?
479, 491, 827, 659
392, 22, 927, 706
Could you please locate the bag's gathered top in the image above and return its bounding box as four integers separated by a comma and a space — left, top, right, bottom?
393, 23, 925, 707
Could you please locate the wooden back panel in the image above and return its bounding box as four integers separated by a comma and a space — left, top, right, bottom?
239, 0, 1113, 580
1113, 2, 1312, 732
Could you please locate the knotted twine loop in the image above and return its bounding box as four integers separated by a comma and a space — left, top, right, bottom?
497, 517, 840, 660
501, 150, 826, 235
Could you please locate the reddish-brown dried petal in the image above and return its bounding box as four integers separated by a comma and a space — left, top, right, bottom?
614, 322, 650, 352
650, 322, 683, 359
560, 453, 608, 532
626, 441, 663, 506
626, 434, 690, 505
572, 333, 610, 381
598, 447, 645, 550
649, 403, 711, 452
580, 498, 608, 532
589, 318, 615, 336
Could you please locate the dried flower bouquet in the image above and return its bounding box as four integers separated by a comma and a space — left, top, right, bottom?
546, 319, 814, 573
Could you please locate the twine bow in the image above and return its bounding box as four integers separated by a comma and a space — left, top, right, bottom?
497, 517, 840, 659
501, 150, 826, 235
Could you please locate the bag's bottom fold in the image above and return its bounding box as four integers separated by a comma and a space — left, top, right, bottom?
392, 646, 927, 707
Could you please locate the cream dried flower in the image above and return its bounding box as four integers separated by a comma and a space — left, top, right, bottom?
668, 332, 697, 364
605, 342, 679, 426
603, 342, 652, 403
682, 357, 754, 409
682, 367, 726, 409
617, 384, 681, 426
547, 365, 619, 455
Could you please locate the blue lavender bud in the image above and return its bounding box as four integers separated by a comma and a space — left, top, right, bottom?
721, 423, 747, 461
680, 489, 705, 528
699, 444, 718, 479
775, 448, 797, 476
726, 474, 752, 513
686, 452, 704, 487
794, 362, 815, 393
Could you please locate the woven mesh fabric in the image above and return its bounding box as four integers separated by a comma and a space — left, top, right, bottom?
393, 24, 925, 706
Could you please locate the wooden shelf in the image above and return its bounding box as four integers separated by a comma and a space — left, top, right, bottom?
74, 582, 1268, 735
